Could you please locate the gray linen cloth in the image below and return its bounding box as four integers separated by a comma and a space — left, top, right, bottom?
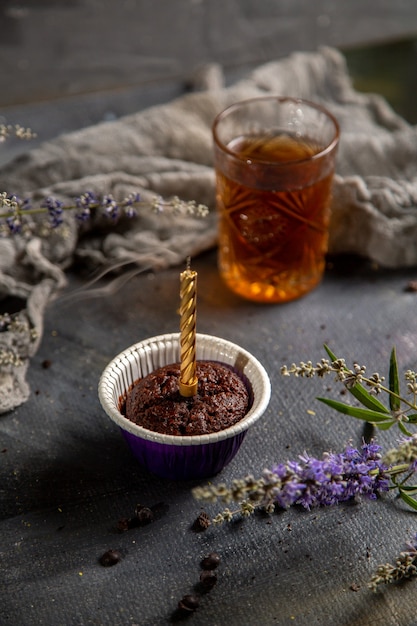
1, 46, 417, 412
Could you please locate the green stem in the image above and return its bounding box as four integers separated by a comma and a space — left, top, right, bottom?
0, 201, 149, 220
369, 463, 410, 478
375, 385, 417, 412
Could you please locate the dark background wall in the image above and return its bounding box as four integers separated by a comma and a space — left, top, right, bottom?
1, 0, 417, 164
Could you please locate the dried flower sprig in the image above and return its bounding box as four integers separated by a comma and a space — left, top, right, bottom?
0, 312, 38, 337
384, 434, 417, 468
0, 312, 39, 368
383, 435, 417, 511
0, 191, 209, 235
0, 347, 24, 367
369, 532, 417, 591
0, 123, 37, 142
281, 345, 417, 437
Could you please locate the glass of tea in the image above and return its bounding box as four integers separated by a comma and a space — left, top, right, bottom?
212, 96, 340, 303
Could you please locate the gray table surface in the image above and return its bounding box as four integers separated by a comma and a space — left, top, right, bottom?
2, 250, 417, 626
2, 4, 417, 624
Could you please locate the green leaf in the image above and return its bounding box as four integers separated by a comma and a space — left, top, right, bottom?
399, 485, 417, 495
323, 344, 338, 362
323, 345, 388, 414
348, 384, 389, 414
399, 489, 417, 512
407, 413, 417, 423
389, 347, 400, 411
398, 421, 414, 437
375, 420, 396, 431
317, 397, 393, 423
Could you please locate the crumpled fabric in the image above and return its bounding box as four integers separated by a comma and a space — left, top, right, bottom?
1, 46, 417, 412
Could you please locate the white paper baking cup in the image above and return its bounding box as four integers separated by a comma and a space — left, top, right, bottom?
98, 332, 271, 480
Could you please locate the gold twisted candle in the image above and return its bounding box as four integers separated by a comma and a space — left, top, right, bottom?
179, 259, 198, 397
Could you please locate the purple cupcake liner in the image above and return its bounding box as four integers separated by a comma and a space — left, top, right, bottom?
121, 429, 247, 480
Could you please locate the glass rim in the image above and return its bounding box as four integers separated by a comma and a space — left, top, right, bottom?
212, 95, 340, 167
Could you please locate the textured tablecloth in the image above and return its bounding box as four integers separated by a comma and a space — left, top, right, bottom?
1, 46, 417, 412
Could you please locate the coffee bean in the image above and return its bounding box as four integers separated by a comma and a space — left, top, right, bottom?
199, 570, 217, 590
178, 594, 199, 612
192, 511, 211, 531
201, 552, 220, 570
99, 549, 121, 567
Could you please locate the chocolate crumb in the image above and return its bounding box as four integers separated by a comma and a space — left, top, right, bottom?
116, 517, 132, 532
150, 501, 170, 520
349, 583, 361, 592
404, 280, 417, 293
117, 502, 167, 533
135, 505, 154, 525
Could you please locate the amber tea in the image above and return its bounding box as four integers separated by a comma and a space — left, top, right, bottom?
217, 132, 333, 302
213, 97, 339, 303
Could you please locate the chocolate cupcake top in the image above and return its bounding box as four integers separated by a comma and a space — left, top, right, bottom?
124, 360, 249, 436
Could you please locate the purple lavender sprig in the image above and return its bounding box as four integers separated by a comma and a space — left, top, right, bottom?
41, 196, 64, 228
0, 191, 209, 235
272, 442, 389, 510
193, 441, 391, 522
194, 438, 417, 592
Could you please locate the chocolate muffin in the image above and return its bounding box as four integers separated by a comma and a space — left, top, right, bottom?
124, 360, 249, 436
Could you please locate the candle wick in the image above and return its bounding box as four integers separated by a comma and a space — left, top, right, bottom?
186, 256, 191, 271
